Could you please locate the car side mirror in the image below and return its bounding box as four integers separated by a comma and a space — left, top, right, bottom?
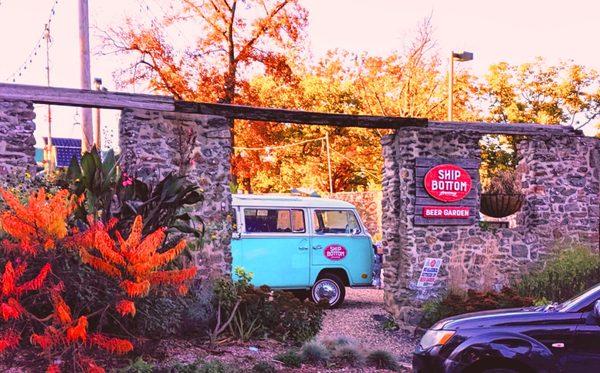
231, 232, 241, 240
594, 300, 600, 320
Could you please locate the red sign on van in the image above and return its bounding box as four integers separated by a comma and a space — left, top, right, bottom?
324, 244, 347, 261
424, 164, 472, 202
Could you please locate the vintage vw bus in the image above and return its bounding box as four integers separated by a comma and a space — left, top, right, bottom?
231, 194, 374, 308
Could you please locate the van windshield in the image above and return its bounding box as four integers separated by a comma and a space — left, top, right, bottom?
313, 210, 361, 234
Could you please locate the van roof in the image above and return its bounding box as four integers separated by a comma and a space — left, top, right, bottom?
232, 194, 356, 209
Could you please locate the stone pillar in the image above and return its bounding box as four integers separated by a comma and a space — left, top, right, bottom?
119, 109, 233, 279
381, 128, 483, 325
0, 100, 36, 178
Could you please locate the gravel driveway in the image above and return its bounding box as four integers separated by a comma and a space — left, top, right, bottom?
317, 288, 418, 367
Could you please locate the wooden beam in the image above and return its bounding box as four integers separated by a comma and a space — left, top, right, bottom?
428, 121, 579, 136
176, 101, 428, 129
0, 83, 175, 111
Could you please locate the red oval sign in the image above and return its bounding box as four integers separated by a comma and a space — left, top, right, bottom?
424, 164, 472, 202
324, 244, 347, 261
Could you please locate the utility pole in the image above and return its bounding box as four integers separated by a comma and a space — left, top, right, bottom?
45, 24, 55, 172
325, 132, 333, 194
78, 0, 93, 152
94, 78, 102, 149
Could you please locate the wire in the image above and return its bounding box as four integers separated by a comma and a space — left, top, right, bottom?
233, 136, 327, 151
6, 0, 59, 82
329, 148, 380, 179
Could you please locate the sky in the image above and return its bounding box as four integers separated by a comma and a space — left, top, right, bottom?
0, 0, 598, 147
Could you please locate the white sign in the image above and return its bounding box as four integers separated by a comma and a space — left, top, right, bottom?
417, 257, 443, 287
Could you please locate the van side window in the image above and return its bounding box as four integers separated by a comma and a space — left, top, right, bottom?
312, 210, 361, 234
244, 209, 305, 233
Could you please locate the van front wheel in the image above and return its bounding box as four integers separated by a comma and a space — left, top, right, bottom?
311, 274, 345, 308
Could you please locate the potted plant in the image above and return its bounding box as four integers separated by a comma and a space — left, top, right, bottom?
480, 170, 524, 218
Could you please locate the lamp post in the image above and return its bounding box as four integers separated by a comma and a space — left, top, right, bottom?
448, 51, 473, 121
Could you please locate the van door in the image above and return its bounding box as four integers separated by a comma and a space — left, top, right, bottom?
309, 209, 373, 286
236, 207, 310, 288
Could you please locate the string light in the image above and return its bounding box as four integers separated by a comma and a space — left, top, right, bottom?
233, 136, 379, 178
6, 0, 60, 82
233, 137, 327, 151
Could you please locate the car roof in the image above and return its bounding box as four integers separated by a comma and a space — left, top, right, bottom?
232, 194, 356, 209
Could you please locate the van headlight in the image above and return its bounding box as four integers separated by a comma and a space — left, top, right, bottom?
419, 330, 455, 350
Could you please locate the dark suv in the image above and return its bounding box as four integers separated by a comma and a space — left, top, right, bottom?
413, 284, 600, 373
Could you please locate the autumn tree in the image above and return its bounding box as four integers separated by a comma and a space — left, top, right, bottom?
233, 19, 478, 193
479, 58, 600, 179
103, 0, 308, 103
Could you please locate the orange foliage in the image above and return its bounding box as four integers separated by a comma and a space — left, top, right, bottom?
0, 188, 195, 371
0, 189, 78, 255
115, 300, 136, 317
74, 215, 197, 309
66, 316, 88, 343
90, 334, 134, 355
1, 261, 51, 322
0, 329, 20, 353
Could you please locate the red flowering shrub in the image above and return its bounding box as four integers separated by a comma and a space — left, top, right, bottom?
0, 188, 197, 372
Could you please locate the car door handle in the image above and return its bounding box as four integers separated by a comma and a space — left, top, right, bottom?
313, 245, 323, 250
298, 246, 309, 251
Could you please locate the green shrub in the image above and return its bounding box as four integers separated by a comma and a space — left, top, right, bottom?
333, 346, 365, 368
120, 357, 155, 373
274, 350, 303, 368
516, 245, 600, 302
366, 350, 399, 371
252, 361, 277, 373
196, 360, 237, 373
419, 287, 534, 328
212, 271, 324, 343
301, 341, 331, 366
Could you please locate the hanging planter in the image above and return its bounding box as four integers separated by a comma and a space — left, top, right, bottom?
480, 170, 525, 218
480, 193, 524, 218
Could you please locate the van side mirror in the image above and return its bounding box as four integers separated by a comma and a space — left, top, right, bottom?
350, 228, 360, 235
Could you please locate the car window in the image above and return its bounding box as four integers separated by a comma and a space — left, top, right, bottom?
244, 208, 305, 233
312, 210, 361, 234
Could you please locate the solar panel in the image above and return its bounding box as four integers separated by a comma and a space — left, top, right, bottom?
43, 137, 82, 167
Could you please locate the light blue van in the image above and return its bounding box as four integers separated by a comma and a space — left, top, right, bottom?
231, 194, 374, 308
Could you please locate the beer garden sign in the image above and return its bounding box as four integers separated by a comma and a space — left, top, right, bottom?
414, 157, 480, 226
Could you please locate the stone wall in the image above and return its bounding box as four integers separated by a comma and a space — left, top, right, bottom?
0, 100, 36, 177
327, 191, 382, 239
381, 128, 600, 326
119, 109, 233, 279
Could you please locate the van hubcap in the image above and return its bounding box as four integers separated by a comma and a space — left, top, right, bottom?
313, 279, 340, 305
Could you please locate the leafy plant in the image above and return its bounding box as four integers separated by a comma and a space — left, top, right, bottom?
366, 350, 399, 371
67, 146, 120, 221
117, 173, 204, 238
66, 149, 204, 241
300, 341, 330, 366
274, 350, 303, 368
516, 244, 600, 302
419, 287, 534, 328
482, 169, 522, 194
121, 357, 155, 373
0, 188, 198, 371
251, 361, 276, 373
333, 346, 365, 368
196, 360, 238, 373
210, 268, 324, 344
